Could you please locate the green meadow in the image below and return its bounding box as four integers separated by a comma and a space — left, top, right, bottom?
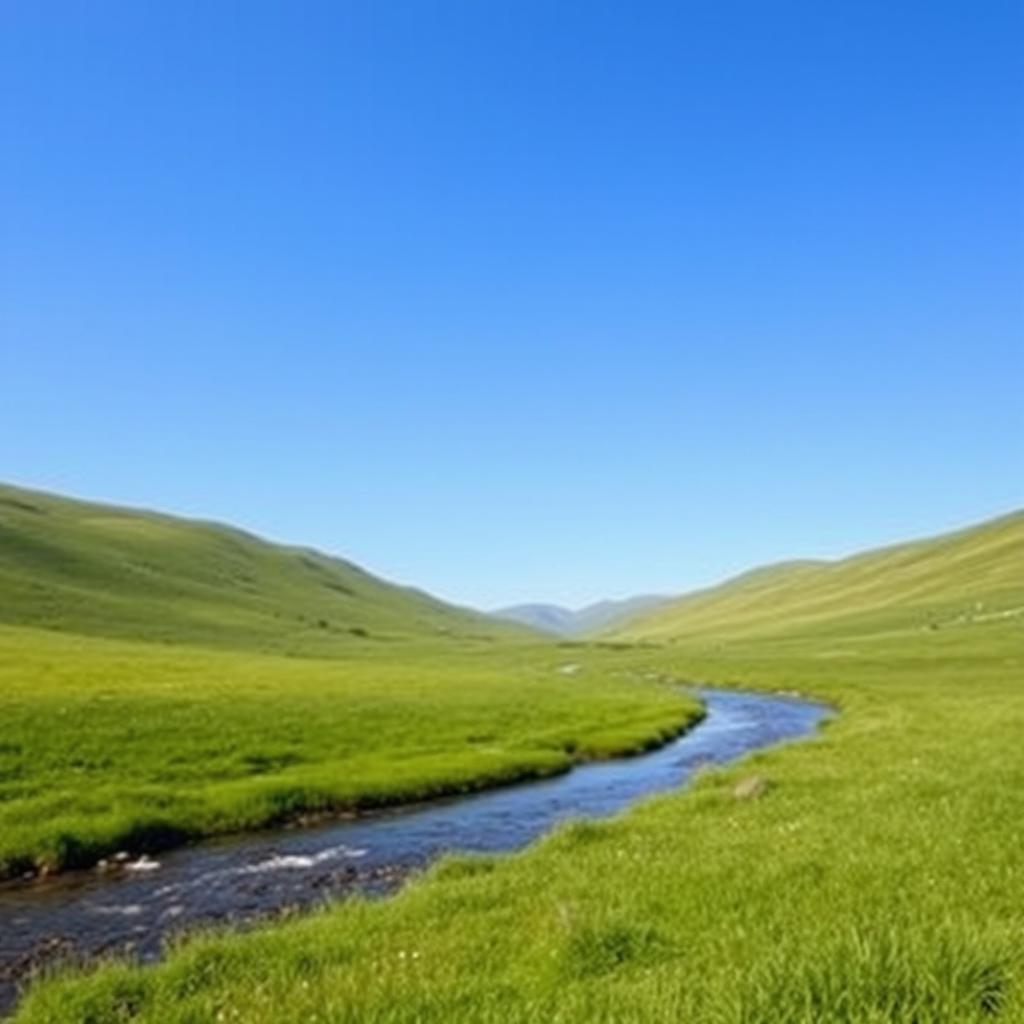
0, 627, 702, 880
0, 485, 697, 878
4, 485, 1024, 1022
16, 622, 1023, 1024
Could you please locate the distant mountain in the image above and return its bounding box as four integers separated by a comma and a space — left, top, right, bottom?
606, 511, 1024, 642
0, 482, 535, 653
492, 595, 673, 636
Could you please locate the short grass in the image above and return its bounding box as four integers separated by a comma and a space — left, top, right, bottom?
14, 616, 1024, 1024
0, 625, 698, 879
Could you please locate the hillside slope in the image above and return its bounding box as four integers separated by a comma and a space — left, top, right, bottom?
0, 483, 529, 653
609, 510, 1024, 642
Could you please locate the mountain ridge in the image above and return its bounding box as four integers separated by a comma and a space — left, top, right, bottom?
493, 595, 672, 635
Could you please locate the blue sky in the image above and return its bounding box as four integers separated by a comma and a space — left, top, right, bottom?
2, 1, 1021, 609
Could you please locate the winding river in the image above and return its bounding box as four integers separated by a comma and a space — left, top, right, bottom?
0, 688, 829, 1015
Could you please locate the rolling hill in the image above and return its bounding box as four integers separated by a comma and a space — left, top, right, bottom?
0, 482, 531, 654
608, 510, 1024, 642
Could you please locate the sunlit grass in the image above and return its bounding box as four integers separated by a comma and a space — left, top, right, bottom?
0, 625, 698, 878
13, 613, 1024, 1022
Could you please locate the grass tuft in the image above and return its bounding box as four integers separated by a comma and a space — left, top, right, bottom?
560, 922, 677, 979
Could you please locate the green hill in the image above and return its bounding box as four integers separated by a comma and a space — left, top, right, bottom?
0, 482, 529, 653
608, 510, 1024, 642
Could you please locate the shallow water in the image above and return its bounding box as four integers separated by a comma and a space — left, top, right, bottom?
0, 688, 829, 1015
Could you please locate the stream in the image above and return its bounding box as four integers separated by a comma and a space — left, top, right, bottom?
0, 687, 829, 1015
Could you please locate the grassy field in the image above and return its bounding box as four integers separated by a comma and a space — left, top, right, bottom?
10, 509, 1023, 1023
14, 613, 1024, 1022
0, 625, 698, 879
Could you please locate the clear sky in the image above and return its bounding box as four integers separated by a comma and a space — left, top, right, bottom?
2, 1, 1022, 610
